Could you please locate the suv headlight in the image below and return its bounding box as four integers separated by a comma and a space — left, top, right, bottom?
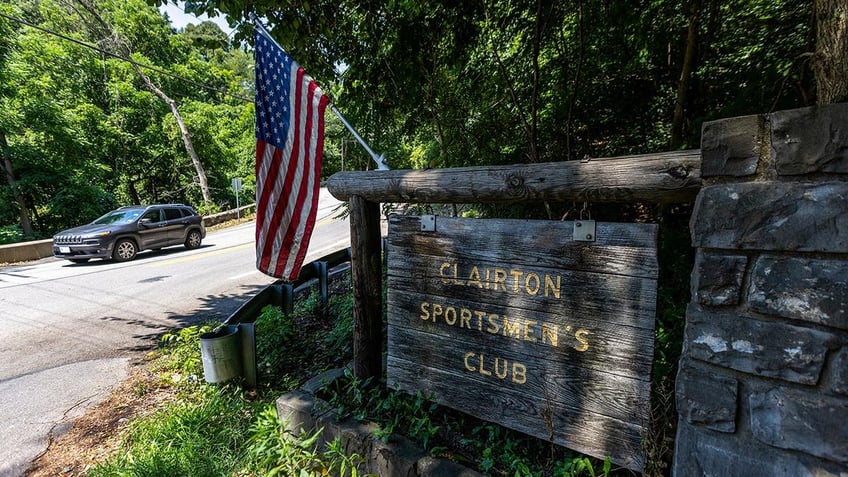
83, 231, 112, 245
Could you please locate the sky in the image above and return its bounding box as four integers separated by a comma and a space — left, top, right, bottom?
158, 1, 233, 35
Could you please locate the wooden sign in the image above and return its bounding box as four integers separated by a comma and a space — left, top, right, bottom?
386, 215, 658, 472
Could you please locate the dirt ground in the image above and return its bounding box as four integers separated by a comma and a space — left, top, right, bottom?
24, 355, 172, 476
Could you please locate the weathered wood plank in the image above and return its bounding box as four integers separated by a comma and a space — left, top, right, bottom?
388, 215, 659, 278
387, 289, 656, 378
348, 196, 383, 380
386, 354, 647, 472
387, 261, 658, 331
387, 324, 652, 422
385, 215, 658, 472
327, 149, 701, 204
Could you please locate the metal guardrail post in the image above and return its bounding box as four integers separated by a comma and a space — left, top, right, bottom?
313, 261, 329, 307
238, 322, 257, 387
281, 283, 294, 316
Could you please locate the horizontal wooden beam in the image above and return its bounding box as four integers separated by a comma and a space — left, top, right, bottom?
327, 150, 702, 204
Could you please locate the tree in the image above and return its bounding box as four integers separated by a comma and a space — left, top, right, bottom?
0, 12, 35, 235
171, 0, 826, 159
74, 0, 213, 210
813, 0, 848, 104
670, 1, 700, 149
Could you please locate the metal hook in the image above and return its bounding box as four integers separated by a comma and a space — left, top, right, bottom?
579, 202, 591, 221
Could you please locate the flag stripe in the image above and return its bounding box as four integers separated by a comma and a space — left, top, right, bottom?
269, 67, 307, 276
282, 80, 322, 278
290, 96, 326, 276
254, 25, 329, 281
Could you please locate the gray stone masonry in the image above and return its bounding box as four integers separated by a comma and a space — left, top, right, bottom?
275, 367, 483, 477
674, 103, 848, 476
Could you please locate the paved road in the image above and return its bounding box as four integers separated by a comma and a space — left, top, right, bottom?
0, 188, 350, 476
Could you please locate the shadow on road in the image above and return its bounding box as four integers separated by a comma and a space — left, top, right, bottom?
113, 282, 269, 353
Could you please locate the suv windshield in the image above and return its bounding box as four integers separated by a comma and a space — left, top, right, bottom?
92, 209, 142, 225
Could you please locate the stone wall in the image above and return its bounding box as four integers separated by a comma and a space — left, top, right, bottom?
674, 103, 848, 476
276, 369, 482, 477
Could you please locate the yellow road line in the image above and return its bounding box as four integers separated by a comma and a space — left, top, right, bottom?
146, 242, 252, 267
148, 216, 338, 267
315, 215, 335, 226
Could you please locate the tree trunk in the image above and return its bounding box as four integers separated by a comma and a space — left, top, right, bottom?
813, 0, 848, 104
670, 1, 701, 149
1, 131, 34, 236
141, 75, 212, 208
127, 180, 140, 205
527, 0, 545, 163
348, 195, 383, 381
565, 0, 585, 161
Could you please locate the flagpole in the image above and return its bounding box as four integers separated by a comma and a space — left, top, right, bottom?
253, 19, 389, 171
329, 105, 389, 170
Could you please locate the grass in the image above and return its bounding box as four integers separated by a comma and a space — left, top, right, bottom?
86, 282, 367, 477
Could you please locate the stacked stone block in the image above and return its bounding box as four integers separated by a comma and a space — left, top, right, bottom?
674, 103, 848, 476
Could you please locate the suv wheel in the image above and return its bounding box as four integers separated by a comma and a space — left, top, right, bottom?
113, 239, 138, 262
185, 229, 202, 250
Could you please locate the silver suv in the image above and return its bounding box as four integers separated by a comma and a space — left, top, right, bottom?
52, 204, 206, 263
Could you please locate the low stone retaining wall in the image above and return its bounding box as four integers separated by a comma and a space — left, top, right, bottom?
276, 368, 482, 477
203, 204, 256, 227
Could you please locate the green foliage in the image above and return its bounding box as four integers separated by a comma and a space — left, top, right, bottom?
0, 224, 34, 244
90, 385, 251, 476
3, 0, 821, 236
156, 323, 215, 388
554, 455, 612, 477
322, 369, 617, 476
324, 290, 354, 355
251, 285, 356, 390
325, 369, 441, 450
254, 304, 296, 382
245, 405, 369, 476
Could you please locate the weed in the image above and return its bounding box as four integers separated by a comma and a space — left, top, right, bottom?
324, 292, 354, 355
320, 369, 620, 476
155, 323, 214, 390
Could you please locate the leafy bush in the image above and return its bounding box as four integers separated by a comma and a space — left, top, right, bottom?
0, 224, 25, 245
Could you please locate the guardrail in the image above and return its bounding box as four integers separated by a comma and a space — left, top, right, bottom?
221, 246, 356, 387
0, 204, 257, 265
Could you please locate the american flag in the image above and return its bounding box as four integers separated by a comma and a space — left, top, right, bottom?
254, 25, 329, 281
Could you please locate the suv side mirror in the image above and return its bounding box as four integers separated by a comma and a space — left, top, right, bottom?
139, 218, 153, 227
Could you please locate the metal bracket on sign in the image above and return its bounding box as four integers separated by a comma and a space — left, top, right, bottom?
573, 220, 596, 242
420, 215, 436, 232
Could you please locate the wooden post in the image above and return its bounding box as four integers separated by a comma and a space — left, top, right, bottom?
349, 195, 383, 380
